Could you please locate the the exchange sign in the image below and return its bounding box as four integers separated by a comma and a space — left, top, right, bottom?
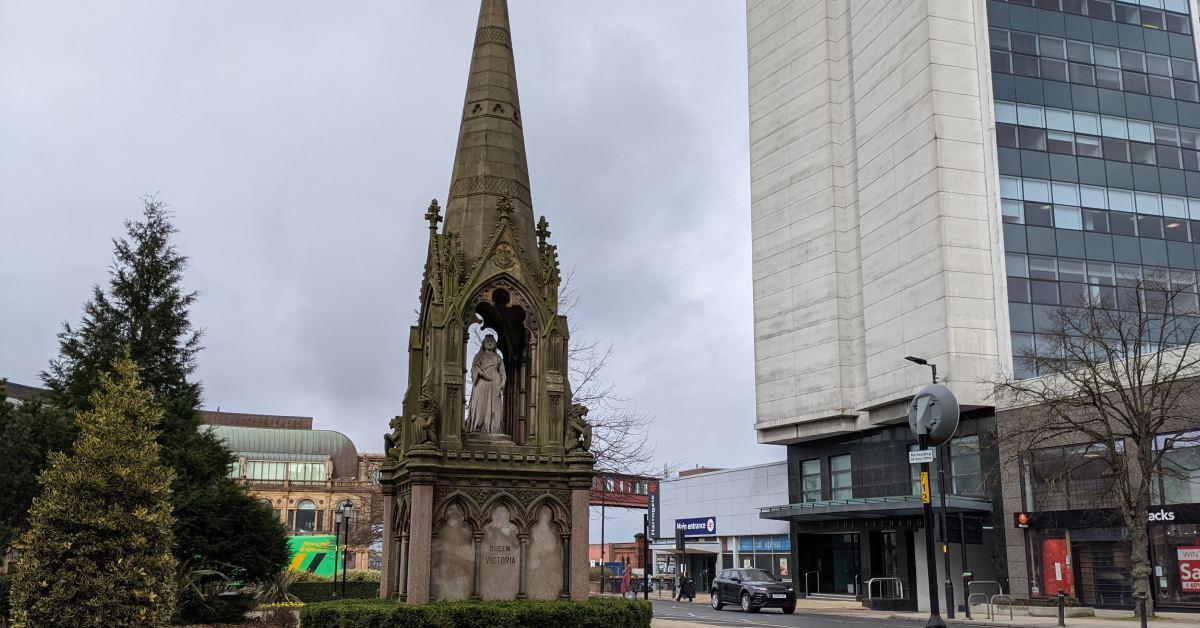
676, 516, 717, 537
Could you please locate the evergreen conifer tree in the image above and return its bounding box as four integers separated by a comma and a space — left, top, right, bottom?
10, 357, 177, 628
0, 383, 73, 553
38, 198, 288, 615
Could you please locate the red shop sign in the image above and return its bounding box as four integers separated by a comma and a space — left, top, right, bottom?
1178, 546, 1200, 591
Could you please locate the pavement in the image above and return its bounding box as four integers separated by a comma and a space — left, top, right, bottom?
645, 592, 1200, 628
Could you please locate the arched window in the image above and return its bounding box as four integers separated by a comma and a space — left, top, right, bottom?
289, 499, 321, 533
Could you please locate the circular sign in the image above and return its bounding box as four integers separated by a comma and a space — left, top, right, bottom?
908, 383, 960, 445
706, 518, 715, 533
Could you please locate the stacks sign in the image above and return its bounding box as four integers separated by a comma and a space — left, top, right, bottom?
908, 383, 960, 446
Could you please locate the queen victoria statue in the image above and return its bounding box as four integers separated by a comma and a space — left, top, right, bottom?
468, 334, 506, 434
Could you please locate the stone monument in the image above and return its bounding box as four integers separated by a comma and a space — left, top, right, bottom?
378, 0, 595, 603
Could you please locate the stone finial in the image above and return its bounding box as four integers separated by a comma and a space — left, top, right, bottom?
536, 215, 551, 246
425, 199, 443, 233
496, 194, 514, 223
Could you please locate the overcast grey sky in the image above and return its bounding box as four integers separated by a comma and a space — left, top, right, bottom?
0, 1, 774, 541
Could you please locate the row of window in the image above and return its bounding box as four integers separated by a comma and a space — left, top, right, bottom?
994, 0, 1192, 34
229, 460, 329, 484
992, 45, 1200, 101
1001, 123, 1200, 169
1001, 175, 1200, 216
992, 28, 1198, 79
273, 498, 357, 534
593, 476, 652, 495
1003, 201, 1200, 242
798, 438, 984, 503
1008, 253, 1197, 287
996, 101, 1200, 148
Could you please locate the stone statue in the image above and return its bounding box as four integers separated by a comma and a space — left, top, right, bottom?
566, 404, 591, 453
412, 387, 439, 447
468, 334, 506, 433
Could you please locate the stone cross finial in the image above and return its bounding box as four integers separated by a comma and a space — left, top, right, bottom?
496, 194, 514, 223
425, 199, 443, 232
536, 216, 551, 246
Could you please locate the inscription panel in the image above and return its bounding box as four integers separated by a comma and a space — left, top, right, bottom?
479, 505, 520, 599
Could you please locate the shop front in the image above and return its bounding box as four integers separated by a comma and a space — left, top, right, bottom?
1017, 505, 1200, 609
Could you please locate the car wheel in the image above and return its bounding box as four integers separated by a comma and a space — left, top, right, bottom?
783, 605, 796, 615
741, 591, 760, 613
712, 592, 724, 611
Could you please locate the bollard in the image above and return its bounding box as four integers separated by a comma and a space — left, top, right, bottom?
1138, 594, 1149, 628
1058, 590, 1066, 627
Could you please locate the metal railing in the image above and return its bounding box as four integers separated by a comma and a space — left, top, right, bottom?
866, 577, 905, 600
804, 571, 820, 596
991, 594, 1015, 620
966, 581, 1007, 620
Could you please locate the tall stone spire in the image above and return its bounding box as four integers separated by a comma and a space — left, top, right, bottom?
443, 0, 539, 274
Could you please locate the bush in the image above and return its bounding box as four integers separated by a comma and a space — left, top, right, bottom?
299, 597, 652, 628
0, 573, 11, 621
290, 580, 379, 602
343, 569, 381, 582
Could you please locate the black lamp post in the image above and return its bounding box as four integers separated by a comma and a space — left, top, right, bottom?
340, 503, 354, 598
333, 504, 345, 599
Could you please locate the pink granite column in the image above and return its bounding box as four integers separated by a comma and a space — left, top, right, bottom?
570, 487, 590, 601
379, 492, 395, 598
407, 483, 434, 604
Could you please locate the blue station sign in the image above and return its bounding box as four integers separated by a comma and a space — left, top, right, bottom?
676, 516, 717, 537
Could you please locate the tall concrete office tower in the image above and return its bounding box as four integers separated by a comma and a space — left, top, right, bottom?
748, 0, 1200, 612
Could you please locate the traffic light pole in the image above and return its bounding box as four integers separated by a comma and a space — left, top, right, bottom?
920, 433, 946, 628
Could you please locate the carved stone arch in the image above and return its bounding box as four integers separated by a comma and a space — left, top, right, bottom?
395, 495, 412, 535
523, 494, 569, 536
478, 492, 528, 530
462, 273, 545, 333
432, 491, 482, 532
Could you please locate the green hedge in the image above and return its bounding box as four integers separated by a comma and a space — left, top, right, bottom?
291, 580, 379, 602
0, 573, 11, 621
300, 597, 652, 628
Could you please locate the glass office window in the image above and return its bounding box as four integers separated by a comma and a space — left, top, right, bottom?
801, 459, 822, 503
830, 455, 853, 500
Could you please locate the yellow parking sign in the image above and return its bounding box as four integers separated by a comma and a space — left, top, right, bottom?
920, 471, 931, 504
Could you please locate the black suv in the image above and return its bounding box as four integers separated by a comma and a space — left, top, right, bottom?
710, 568, 796, 614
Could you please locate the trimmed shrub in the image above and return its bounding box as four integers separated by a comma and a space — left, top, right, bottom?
290, 580, 379, 602
299, 597, 652, 628
0, 573, 11, 621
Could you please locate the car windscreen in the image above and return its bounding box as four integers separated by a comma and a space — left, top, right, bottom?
740, 569, 777, 582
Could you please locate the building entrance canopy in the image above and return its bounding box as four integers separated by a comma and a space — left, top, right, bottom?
760, 494, 991, 523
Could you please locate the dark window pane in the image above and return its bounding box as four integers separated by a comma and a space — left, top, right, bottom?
1019, 127, 1047, 150
1166, 12, 1191, 35
1190, 220, 1200, 243
1131, 142, 1157, 165
997, 123, 1019, 148
1031, 280, 1061, 304
1013, 54, 1041, 77
1123, 71, 1148, 94
1102, 137, 1130, 161
1009, 277, 1032, 302
1094, 46, 1120, 68
1041, 36, 1067, 59
1042, 58, 1069, 82
1025, 202, 1055, 227
1012, 32, 1039, 55
1149, 74, 1175, 97
1141, 8, 1165, 30
1071, 62, 1096, 85
1077, 135, 1103, 157
1084, 209, 1110, 232
1034, 0, 1059, 9
1175, 81, 1199, 102
1148, 55, 1173, 76
1165, 125, 1187, 147
1174, 59, 1198, 81
1047, 131, 1075, 154
1030, 256, 1059, 279
1068, 41, 1093, 63
1061, 282, 1090, 305
992, 51, 1013, 74
1089, 0, 1114, 20
1115, 4, 1139, 25
1111, 212, 1137, 235
1121, 50, 1146, 72
1159, 145, 1183, 169
1165, 218, 1190, 241
1062, 0, 1086, 14
1140, 215, 1165, 239
1096, 66, 1123, 89
990, 27, 1010, 51
1184, 150, 1200, 171
1059, 259, 1087, 282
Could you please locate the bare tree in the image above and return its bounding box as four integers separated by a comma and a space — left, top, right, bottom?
994, 273, 1200, 615
559, 270, 677, 475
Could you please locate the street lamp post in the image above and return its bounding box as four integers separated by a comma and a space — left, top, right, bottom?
341, 503, 354, 599
908, 356, 955, 619
906, 358, 961, 628
333, 505, 345, 599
